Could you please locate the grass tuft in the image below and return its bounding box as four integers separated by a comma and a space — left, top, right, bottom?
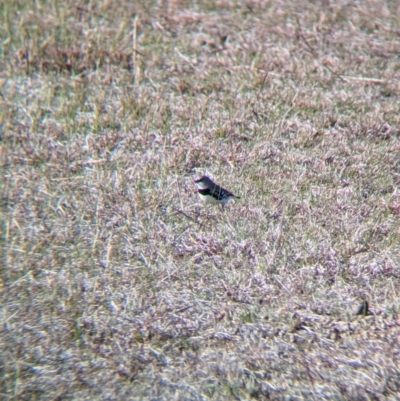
2, 0, 400, 400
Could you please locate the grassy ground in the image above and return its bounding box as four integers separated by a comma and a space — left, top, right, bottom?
1, 0, 400, 400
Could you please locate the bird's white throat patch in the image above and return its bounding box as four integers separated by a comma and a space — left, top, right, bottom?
196, 181, 209, 189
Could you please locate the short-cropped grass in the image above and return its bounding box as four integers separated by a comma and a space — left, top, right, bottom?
1, 1, 400, 400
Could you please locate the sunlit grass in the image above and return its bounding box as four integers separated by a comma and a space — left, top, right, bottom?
1, 0, 400, 400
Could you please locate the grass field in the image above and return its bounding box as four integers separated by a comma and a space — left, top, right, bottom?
2, 0, 400, 399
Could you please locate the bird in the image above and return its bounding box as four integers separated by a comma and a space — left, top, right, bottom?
194, 175, 240, 206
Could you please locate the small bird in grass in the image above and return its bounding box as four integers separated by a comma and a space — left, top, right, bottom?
194, 175, 240, 206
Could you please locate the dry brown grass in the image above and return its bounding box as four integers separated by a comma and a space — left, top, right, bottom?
1, 0, 400, 400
